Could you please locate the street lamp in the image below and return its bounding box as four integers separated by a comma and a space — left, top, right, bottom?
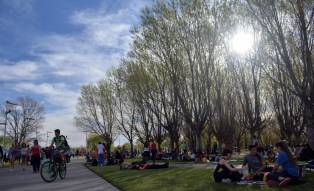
1, 101, 19, 148
46, 131, 52, 146
82, 131, 89, 152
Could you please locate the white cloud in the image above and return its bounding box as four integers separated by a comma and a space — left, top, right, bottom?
71, 8, 132, 50
32, 35, 116, 83
14, 82, 79, 111
0, 60, 39, 81
3, 1, 150, 147
12, 82, 84, 147
42, 111, 85, 147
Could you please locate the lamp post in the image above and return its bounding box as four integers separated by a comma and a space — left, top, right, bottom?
46, 131, 52, 146
82, 131, 88, 152
1, 101, 19, 148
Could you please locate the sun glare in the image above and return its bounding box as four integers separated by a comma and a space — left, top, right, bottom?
230, 30, 255, 55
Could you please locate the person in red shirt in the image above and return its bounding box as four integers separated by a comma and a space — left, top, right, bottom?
31, 139, 41, 173
150, 139, 157, 164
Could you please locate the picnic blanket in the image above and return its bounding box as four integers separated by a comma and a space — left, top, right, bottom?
237, 181, 265, 186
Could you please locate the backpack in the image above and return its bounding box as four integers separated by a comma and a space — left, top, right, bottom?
54, 135, 70, 151
62, 135, 69, 148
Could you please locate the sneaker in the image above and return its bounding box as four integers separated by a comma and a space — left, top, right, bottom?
279, 178, 291, 187
222, 179, 231, 183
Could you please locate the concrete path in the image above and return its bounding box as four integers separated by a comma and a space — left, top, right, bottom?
0, 159, 120, 191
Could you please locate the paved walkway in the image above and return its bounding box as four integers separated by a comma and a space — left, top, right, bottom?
0, 159, 120, 191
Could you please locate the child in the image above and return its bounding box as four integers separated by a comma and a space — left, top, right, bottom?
214, 149, 242, 182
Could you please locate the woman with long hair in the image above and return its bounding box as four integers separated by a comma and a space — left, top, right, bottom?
266, 141, 299, 187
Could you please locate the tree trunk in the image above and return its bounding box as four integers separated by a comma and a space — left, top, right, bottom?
106, 143, 111, 162
307, 127, 314, 150
249, 130, 256, 145
157, 140, 162, 152
305, 106, 314, 150
195, 132, 202, 152
170, 136, 176, 159
130, 140, 134, 158
174, 136, 180, 158
207, 136, 211, 154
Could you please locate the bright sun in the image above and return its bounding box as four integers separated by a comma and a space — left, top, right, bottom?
230, 30, 255, 55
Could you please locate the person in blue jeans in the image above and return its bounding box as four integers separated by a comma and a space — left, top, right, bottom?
266, 141, 299, 187
97, 142, 104, 166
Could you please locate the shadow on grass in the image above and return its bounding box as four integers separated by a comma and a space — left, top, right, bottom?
86, 164, 314, 191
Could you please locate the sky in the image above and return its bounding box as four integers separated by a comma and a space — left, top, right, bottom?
0, 0, 151, 147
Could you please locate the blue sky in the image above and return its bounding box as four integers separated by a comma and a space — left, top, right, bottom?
0, 0, 150, 146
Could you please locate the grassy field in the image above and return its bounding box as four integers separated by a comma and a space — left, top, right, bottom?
87, 165, 314, 191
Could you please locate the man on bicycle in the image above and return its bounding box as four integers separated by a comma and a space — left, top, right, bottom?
41, 129, 69, 182
50, 129, 70, 161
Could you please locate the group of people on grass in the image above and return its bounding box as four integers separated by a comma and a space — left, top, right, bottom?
87, 142, 124, 167
214, 140, 304, 187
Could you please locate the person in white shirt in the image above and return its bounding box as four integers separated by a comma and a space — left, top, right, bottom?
97, 142, 104, 166
21, 143, 29, 171
252, 135, 258, 146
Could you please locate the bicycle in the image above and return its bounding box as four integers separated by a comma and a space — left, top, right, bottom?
40, 149, 67, 183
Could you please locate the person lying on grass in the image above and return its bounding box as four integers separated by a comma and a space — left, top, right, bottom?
213, 149, 243, 183
122, 160, 169, 170
242, 145, 271, 181
265, 141, 300, 187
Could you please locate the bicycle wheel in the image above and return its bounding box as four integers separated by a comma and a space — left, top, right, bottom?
59, 161, 67, 179
40, 161, 57, 183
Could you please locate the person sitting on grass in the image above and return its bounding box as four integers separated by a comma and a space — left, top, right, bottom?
195, 150, 205, 162
242, 145, 268, 181
265, 141, 300, 187
115, 149, 124, 169
214, 149, 242, 183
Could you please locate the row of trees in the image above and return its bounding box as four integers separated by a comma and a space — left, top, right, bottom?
75, 0, 314, 157
0, 97, 44, 146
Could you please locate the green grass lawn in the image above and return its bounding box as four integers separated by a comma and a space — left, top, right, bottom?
87, 165, 314, 191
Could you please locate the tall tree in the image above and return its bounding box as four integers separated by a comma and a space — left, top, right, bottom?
75, 80, 116, 159
2, 97, 44, 145
245, 0, 314, 148
112, 67, 137, 157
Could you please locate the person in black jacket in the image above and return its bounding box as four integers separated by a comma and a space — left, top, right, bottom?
214, 149, 242, 182
0, 145, 3, 162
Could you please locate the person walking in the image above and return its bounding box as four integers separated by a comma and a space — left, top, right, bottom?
150, 139, 157, 164
143, 140, 150, 162
0, 145, 3, 166
97, 142, 104, 166
21, 143, 29, 171
8, 143, 18, 171
31, 140, 41, 173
